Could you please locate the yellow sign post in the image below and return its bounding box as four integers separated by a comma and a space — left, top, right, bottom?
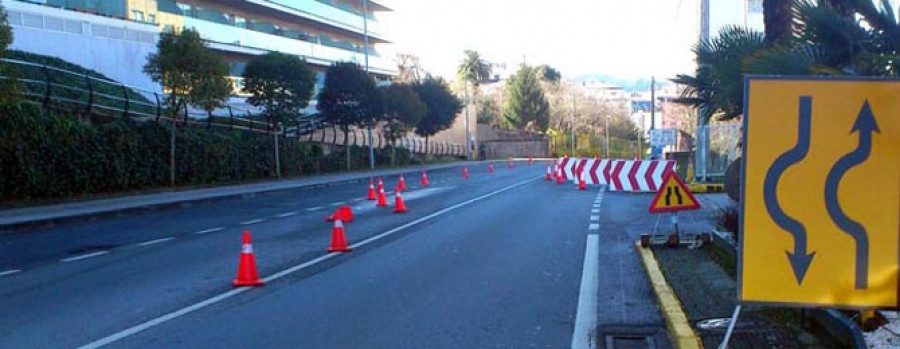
741, 77, 900, 308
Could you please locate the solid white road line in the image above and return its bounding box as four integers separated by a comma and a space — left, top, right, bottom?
0, 269, 21, 277
79, 177, 540, 348
240, 219, 265, 225
275, 212, 298, 218
571, 234, 600, 349
329, 201, 346, 206
137, 237, 175, 247
194, 227, 224, 235
61, 251, 110, 263
305, 206, 323, 212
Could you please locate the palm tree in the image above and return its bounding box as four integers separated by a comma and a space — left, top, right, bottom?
763, 0, 795, 45
456, 50, 492, 158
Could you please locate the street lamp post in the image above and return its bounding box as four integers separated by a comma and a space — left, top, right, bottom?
362, 0, 374, 169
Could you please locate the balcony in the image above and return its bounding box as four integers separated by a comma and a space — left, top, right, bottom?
249, 0, 385, 39
184, 17, 396, 75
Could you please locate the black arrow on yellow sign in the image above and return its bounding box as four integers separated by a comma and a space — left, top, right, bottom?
824, 100, 878, 290
764, 96, 815, 285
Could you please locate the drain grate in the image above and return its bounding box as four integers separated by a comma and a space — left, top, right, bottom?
604, 334, 656, 349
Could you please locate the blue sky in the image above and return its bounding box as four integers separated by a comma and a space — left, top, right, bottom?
380, 0, 701, 80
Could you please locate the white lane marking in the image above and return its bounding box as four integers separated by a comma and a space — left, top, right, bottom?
0, 269, 21, 277
137, 237, 175, 247
351, 198, 364, 202
571, 234, 600, 349
240, 219, 265, 225
590, 215, 600, 222
329, 201, 346, 206
195, 227, 224, 235
275, 212, 298, 218
305, 207, 323, 212
589, 223, 599, 231
591, 208, 600, 214
79, 177, 540, 348
61, 251, 109, 263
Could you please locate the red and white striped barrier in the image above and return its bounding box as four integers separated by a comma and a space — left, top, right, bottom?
556, 157, 675, 192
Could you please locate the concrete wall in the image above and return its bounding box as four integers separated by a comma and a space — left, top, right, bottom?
5, 0, 161, 92
476, 124, 550, 159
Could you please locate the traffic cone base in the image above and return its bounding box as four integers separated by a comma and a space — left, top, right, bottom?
233, 231, 264, 287
367, 180, 377, 201
393, 189, 408, 213
327, 220, 351, 252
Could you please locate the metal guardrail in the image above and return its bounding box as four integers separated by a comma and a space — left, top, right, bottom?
1, 57, 466, 157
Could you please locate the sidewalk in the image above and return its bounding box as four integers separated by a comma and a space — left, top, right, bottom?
0, 161, 473, 230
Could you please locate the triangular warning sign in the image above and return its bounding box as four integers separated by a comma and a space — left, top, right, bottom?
649, 171, 701, 213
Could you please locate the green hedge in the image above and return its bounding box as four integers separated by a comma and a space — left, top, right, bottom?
0, 103, 429, 202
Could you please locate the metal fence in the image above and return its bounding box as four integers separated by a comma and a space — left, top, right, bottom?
696, 123, 741, 180
3, 57, 465, 157
551, 133, 645, 159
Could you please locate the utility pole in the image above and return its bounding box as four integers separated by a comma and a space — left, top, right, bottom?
363, 0, 374, 169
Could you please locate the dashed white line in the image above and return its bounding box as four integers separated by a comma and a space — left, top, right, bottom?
0, 269, 21, 277
240, 219, 265, 225
591, 208, 600, 214
351, 198, 364, 202
195, 227, 224, 235
329, 201, 346, 206
275, 212, 298, 218
305, 206, 323, 212
78, 177, 539, 349
590, 215, 600, 222
589, 223, 600, 231
137, 237, 175, 247
61, 251, 109, 263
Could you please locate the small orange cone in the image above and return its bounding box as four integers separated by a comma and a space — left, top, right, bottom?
376, 186, 389, 207
421, 170, 429, 187
327, 219, 351, 253
508, 161, 513, 169
366, 179, 377, 200
578, 170, 587, 190
528, 156, 534, 166
462, 166, 469, 179
233, 231, 264, 287
377, 177, 384, 192
545, 165, 552, 181
556, 167, 565, 185
393, 187, 408, 213
488, 163, 494, 174
398, 174, 407, 191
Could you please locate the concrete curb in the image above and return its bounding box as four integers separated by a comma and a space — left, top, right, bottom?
0, 161, 477, 231
634, 241, 703, 349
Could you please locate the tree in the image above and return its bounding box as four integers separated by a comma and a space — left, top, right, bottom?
396, 53, 425, 84
671, 26, 765, 122
317, 62, 381, 169
763, 0, 795, 45
413, 75, 462, 158
457, 50, 492, 158
242, 52, 316, 127
144, 28, 231, 186
536, 64, 561, 83
380, 83, 426, 165
0, 4, 16, 103
504, 65, 550, 132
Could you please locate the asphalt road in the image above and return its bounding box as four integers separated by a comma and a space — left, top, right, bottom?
0, 161, 714, 348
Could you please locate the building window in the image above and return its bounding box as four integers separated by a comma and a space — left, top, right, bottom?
148, 14, 156, 24
234, 16, 247, 28
132, 10, 145, 22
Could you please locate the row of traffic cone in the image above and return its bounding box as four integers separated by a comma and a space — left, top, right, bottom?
545, 160, 588, 190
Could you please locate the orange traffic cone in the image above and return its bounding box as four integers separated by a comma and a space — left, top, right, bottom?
398, 174, 407, 191
327, 219, 351, 252
233, 231, 264, 287
376, 186, 389, 207
546, 165, 552, 181
578, 171, 587, 190
528, 156, 534, 166
377, 176, 384, 191
393, 187, 408, 213
556, 167, 565, 185
421, 171, 429, 187
488, 163, 494, 174
462, 166, 469, 179
366, 179, 377, 200
508, 161, 513, 169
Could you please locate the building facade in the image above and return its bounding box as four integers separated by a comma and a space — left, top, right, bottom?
6, 0, 396, 93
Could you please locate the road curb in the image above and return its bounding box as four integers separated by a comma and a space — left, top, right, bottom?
0, 162, 475, 232
634, 241, 703, 349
